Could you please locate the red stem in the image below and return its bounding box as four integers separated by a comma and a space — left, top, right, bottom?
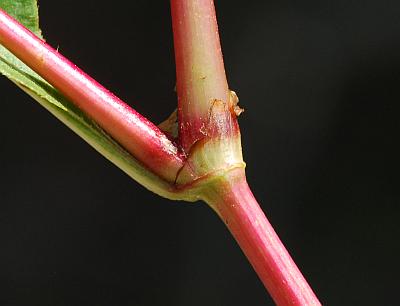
0, 9, 183, 182
204, 169, 321, 306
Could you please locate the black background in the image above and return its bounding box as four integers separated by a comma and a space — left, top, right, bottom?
1, 1, 399, 305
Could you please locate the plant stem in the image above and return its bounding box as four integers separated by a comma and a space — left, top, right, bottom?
171, 0, 231, 152
203, 169, 321, 306
171, 1, 321, 304
170, 0, 244, 187
0, 9, 183, 182
1, 3, 322, 303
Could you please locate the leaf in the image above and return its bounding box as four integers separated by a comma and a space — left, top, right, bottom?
0, 0, 180, 200
0, 0, 41, 37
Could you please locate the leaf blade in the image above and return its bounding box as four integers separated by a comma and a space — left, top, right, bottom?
0, 0, 41, 37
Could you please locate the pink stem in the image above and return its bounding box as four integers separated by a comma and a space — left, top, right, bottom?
171, 0, 231, 152
204, 169, 321, 306
170, 1, 320, 302
0, 9, 183, 182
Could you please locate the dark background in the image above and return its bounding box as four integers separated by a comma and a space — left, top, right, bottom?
1, 0, 399, 305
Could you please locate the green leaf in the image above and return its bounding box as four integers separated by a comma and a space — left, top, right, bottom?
0, 0, 180, 200
0, 0, 41, 37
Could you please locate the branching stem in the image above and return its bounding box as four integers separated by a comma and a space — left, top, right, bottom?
0, 2, 322, 304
